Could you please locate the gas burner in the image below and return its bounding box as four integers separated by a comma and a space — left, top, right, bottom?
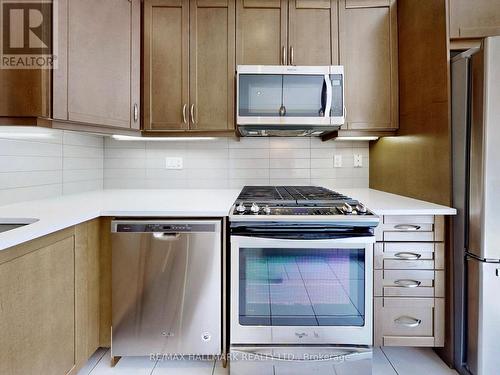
231, 186, 377, 221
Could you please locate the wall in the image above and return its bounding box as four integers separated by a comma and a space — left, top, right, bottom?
0, 127, 103, 206
104, 137, 370, 190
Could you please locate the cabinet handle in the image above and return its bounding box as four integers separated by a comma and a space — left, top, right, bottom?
394, 279, 422, 288
394, 252, 422, 260
190, 104, 196, 124
182, 104, 187, 124
394, 224, 421, 231
282, 45, 287, 66
394, 316, 422, 328
133, 103, 138, 122
289, 46, 295, 65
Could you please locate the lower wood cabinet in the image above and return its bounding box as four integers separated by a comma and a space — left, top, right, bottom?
0, 220, 101, 375
374, 297, 444, 347
374, 215, 445, 347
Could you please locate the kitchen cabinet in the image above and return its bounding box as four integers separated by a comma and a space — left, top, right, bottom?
144, 0, 236, 132
54, 0, 141, 130
236, 0, 288, 65
0, 0, 140, 133
0, 220, 101, 374
0, 70, 51, 120
236, 0, 338, 66
0, 229, 75, 375
144, 0, 189, 131
374, 215, 445, 347
288, 0, 339, 65
190, 0, 236, 131
449, 0, 500, 39
339, 0, 398, 131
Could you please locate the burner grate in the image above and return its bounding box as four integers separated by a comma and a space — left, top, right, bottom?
236, 186, 351, 203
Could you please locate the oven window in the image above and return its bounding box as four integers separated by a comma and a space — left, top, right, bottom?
239, 248, 365, 326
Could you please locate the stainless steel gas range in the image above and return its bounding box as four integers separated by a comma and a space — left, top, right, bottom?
229, 186, 379, 374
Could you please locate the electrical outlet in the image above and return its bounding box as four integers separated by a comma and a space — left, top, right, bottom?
165, 157, 183, 169
334, 155, 343, 168
354, 154, 363, 168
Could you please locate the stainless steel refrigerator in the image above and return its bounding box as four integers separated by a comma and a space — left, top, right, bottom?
452, 36, 500, 375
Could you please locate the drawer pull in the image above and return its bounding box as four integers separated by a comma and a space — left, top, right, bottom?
394, 279, 422, 288
394, 252, 422, 260
394, 224, 421, 231
394, 316, 422, 328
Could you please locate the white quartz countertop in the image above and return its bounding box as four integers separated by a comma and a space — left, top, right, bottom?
0, 188, 455, 252
337, 188, 457, 216
0, 189, 240, 251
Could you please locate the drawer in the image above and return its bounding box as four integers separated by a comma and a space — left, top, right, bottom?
374, 242, 445, 270
375, 216, 445, 242
374, 297, 444, 347
374, 269, 445, 298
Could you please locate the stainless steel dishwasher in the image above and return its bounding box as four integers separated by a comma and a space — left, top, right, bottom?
111, 219, 222, 359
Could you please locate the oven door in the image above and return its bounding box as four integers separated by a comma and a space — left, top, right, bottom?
231, 235, 373, 346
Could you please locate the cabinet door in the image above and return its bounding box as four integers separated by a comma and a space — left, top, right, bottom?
62, 0, 140, 129
144, 0, 189, 130
339, 0, 398, 130
288, 0, 339, 65
449, 0, 500, 39
0, 236, 75, 375
190, 0, 235, 130
236, 0, 288, 65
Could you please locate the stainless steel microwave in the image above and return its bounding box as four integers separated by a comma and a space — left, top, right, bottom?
236, 65, 345, 137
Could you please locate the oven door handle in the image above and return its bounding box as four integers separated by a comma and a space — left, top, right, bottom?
231, 234, 374, 244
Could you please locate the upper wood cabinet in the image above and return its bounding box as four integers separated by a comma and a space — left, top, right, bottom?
0, 70, 51, 119
449, 0, 500, 39
339, 0, 398, 131
236, 0, 338, 65
144, 0, 189, 131
54, 0, 141, 130
288, 0, 339, 65
236, 0, 288, 65
190, 0, 236, 131
144, 0, 236, 132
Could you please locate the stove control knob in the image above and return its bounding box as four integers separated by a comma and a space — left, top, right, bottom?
236, 203, 246, 213
263, 205, 271, 215
356, 203, 367, 214
250, 202, 260, 214
342, 203, 353, 214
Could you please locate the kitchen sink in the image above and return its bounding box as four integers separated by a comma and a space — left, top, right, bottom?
0, 219, 39, 234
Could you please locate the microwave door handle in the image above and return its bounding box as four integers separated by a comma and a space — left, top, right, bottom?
324, 74, 332, 118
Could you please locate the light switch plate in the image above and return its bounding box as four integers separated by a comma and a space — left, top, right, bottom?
334, 155, 343, 168
354, 154, 363, 168
165, 157, 183, 169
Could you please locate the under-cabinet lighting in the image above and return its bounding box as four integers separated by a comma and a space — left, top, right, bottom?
0, 132, 54, 140
335, 136, 379, 141
111, 135, 217, 141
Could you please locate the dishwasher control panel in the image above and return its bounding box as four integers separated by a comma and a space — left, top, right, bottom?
112, 221, 218, 233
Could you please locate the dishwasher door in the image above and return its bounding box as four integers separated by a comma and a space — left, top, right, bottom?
111, 220, 222, 357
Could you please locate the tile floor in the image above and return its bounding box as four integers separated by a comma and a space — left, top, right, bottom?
78, 347, 457, 375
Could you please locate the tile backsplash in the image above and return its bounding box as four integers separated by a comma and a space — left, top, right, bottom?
0, 127, 369, 206
104, 137, 369, 190
0, 127, 103, 206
